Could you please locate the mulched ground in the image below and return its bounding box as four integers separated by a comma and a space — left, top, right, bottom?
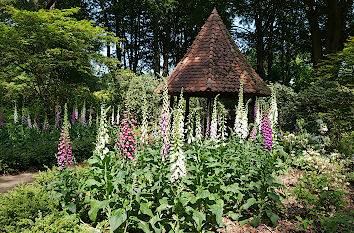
218, 169, 354, 233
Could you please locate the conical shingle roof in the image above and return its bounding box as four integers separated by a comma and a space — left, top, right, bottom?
155, 8, 271, 97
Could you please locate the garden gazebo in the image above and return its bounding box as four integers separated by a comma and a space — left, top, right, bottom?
155, 8, 271, 122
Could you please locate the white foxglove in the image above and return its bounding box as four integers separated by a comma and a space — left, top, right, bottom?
234, 73, 248, 139
14, 102, 18, 124
194, 102, 202, 141
210, 95, 219, 141
170, 90, 186, 182
141, 96, 148, 145
160, 79, 170, 161
111, 106, 115, 125
269, 88, 278, 130
94, 105, 111, 160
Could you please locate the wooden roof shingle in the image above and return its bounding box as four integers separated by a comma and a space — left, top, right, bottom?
155, 8, 271, 97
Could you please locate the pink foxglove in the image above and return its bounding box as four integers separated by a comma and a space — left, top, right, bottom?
261, 114, 273, 152
57, 103, 74, 170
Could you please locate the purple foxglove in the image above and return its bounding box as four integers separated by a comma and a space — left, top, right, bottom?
88, 106, 92, 126
21, 108, 27, 126
43, 115, 49, 131
74, 104, 78, 120
55, 104, 60, 127
35, 116, 41, 129
261, 114, 273, 151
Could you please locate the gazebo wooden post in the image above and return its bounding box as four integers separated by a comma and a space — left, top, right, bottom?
170, 95, 175, 109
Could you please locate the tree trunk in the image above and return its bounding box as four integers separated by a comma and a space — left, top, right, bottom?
267, 20, 274, 81
98, 0, 111, 57
152, 15, 160, 76
304, 0, 323, 65
162, 27, 170, 77
255, 0, 266, 78
325, 0, 350, 54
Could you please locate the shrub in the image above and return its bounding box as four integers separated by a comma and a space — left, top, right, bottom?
270, 83, 298, 131
0, 183, 59, 232
277, 81, 354, 154
0, 125, 96, 173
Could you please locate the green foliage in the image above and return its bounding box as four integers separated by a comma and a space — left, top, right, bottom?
0, 183, 59, 232
292, 171, 349, 232
123, 73, 160, 117
20, 211, 80, 233
0, 123, 97, 173
0, 6, 119, 108
276, 80, 354, 153
270, 83, 298, 131
48, 138, 285, 232
317, 36, 354, 87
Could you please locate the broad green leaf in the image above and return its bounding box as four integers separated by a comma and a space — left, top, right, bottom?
192, 210, 206, 231
239, 218, 250, 226
268, 192, 281, 204
149, 215, 162, 233
66, 203, 76, 213
242, 198, 256, 210
156, 203, 169, 212
85, 179, 101, 187
140, 202, 153, 217
266, 209, 280, 226
138, 221, 152, 233
196, 189, 210, 199
88, 200, 109, 222
87, 157, 100, 165
251, 215, 261, 227
227, 211, 240, 221
110, 209, 127, 232
180, 191, 197, 206
209, 200, 224, 226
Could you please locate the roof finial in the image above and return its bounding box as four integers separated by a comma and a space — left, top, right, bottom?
212, 7, 218, 14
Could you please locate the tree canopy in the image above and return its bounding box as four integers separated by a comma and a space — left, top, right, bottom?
0, 6, 119, 107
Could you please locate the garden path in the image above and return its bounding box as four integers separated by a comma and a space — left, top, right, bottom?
0, 172, 37, 193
